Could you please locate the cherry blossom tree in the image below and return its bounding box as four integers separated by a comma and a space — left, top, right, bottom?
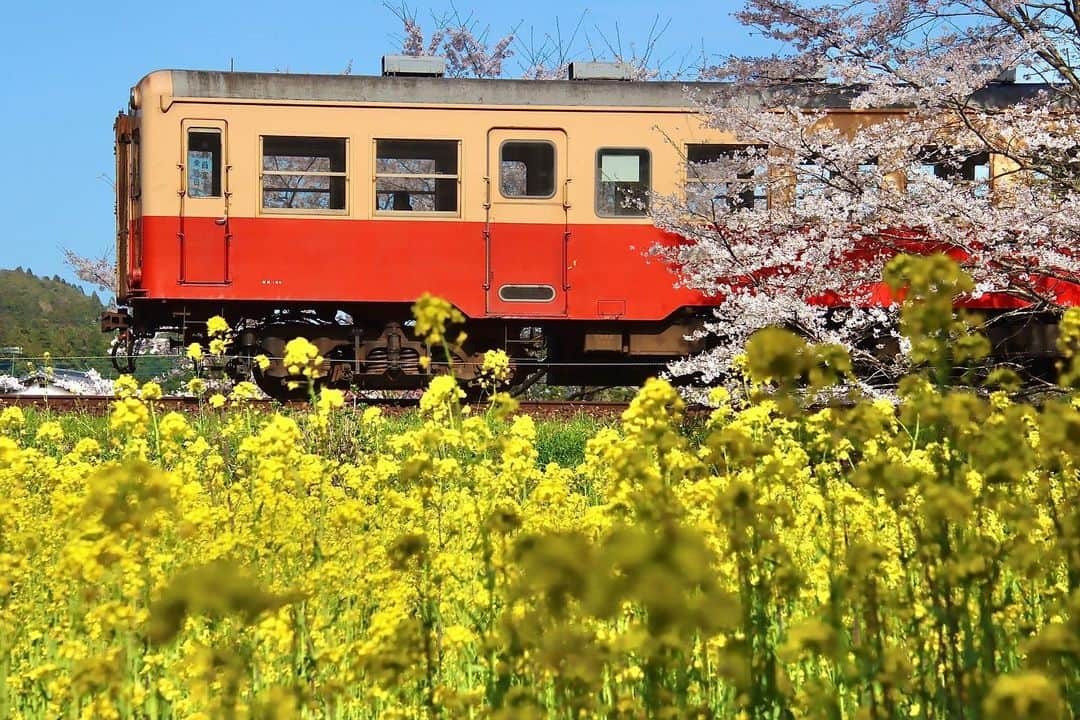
62, 248, 115, 297
653, 0, 1080, 387
387, 3, 518, 78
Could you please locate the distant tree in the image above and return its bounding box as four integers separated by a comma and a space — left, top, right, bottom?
0, 269, 110, 370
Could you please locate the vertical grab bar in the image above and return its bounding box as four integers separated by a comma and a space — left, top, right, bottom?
562, 178, 571, 292
482, 175, 492, 292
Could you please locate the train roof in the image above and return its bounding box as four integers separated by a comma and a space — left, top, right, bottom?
148, 69, 1056, 111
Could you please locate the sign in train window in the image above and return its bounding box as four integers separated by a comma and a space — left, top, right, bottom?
596, 149, 650, 217
500, 141, 556, 198
187, 129, 222, 198
375, 139, 459, 213
261, 136, 347, 212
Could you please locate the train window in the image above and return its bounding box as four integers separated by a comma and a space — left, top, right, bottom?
500, 142, 556, 198
596, 149, 650, 217
910, 147, 991, 198
261, 136, 347, 212
795, 158, 832, 210
375, 139, 459, 213
685, 144, 767, 213
187, 129, 221, 198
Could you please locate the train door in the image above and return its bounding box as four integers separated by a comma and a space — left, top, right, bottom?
484, 128, 569, 316
179, 119, 230, 284
114, 112, 139, 300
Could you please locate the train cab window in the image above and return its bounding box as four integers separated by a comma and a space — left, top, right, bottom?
685, 144, 767, 213
375, 139, 459, 213
596, 149, 650, 217
500, 141, 556, 198
187, 129, 221, 198
261, 136, 347, 212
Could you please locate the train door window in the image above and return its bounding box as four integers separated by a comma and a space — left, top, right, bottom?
500, 141, 555, 198
596, 149, 651, 217
685, 144, 767, 213
187, 129, 221, 198
375, 139, 459, 213
261, 136, 347, 213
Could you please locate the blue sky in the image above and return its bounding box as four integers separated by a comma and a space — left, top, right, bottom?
0, 0, 755, 289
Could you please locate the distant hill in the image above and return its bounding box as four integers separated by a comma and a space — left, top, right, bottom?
0, 267, 110, 371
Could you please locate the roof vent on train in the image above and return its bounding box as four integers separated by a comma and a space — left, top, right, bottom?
990, 66, 1017, 83
568, 61, 634, 81
381, 55, 447, 78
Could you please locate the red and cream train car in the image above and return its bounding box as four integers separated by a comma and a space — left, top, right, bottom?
107, 64, 1061, 396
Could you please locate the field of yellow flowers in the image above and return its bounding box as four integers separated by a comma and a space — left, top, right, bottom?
0, 255, 1078, 719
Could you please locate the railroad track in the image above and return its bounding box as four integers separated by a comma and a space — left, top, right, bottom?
0, 394, 641, 417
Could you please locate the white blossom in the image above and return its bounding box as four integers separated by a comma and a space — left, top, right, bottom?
0, 375, 23, 394
51, 369, 115, 396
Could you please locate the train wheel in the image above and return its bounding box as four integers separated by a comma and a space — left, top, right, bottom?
249, 324, 341, 402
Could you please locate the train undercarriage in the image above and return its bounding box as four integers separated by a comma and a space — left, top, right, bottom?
102, 301, 1067, 400
102, 301, 709, 400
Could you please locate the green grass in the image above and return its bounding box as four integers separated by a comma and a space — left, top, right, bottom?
534, 414, 609, 467
13, 405, 618, 469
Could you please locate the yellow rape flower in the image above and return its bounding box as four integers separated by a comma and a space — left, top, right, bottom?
113, 374, 139, 399
187, 377, 206, 396
283, 337, 324, 379
140, 381, 163, 401
361, 406, 384, 428
420, 375, 464, 417
316, 388, 345, 415
109, 397, 149, 435
35, 421, 64, 444
0, 406, 25, 434
206, 315, 230, 337
983, 671, 1062, 720
480, 349, 512, 385
158, 412, 192, 446
412, 293, 465, 346
229, 381, 260, 404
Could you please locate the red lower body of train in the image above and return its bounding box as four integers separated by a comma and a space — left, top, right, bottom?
106, 214, 718, 397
